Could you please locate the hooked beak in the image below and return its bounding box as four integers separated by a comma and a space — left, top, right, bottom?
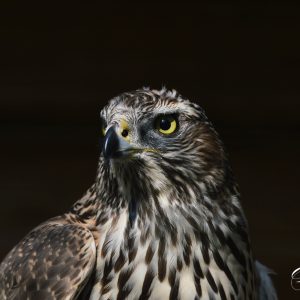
102, 127, 133, 159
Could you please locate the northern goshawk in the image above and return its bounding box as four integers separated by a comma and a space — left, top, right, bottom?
0, 88, 277, 299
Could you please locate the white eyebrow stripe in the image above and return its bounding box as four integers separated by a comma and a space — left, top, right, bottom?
151, 107, 180, 115
150, 102, 199, 117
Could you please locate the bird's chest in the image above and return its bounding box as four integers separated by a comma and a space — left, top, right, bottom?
89, 211, 249, 300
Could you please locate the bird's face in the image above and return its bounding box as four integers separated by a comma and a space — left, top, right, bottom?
99, 88, 226, 195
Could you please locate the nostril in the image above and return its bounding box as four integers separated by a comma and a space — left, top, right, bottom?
121, 129, 129, 137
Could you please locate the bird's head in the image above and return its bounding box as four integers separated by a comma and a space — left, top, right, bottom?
97, 88, 230, 207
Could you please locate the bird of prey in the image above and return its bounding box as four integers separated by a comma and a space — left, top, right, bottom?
0, 88, 277, 300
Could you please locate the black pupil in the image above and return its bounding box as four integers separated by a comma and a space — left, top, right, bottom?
160, 118, 171, 130
121, 129, 129, 137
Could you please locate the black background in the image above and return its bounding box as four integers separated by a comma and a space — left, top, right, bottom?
0, 2, 299, 298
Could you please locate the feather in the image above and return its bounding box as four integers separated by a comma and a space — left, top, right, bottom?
255, 261, 278, 300
0, 216, 96, 300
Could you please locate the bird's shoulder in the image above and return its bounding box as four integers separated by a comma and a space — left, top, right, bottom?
0, 214, 97, 300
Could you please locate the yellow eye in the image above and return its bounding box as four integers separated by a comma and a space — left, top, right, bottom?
100, 118, 106, 137
156, 115, 177, 135
101, 126, 106, 137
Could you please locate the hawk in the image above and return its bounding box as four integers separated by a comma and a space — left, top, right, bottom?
0, 88, 277, 300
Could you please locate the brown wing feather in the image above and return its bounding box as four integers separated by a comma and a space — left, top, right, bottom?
0, 217, 96, 300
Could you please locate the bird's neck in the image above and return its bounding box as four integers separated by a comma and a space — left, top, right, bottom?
71, 157, 242, 240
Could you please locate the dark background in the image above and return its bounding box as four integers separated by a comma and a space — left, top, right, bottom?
0, 2, 299, 299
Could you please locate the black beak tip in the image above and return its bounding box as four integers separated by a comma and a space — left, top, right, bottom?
103, 127, 120, 159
